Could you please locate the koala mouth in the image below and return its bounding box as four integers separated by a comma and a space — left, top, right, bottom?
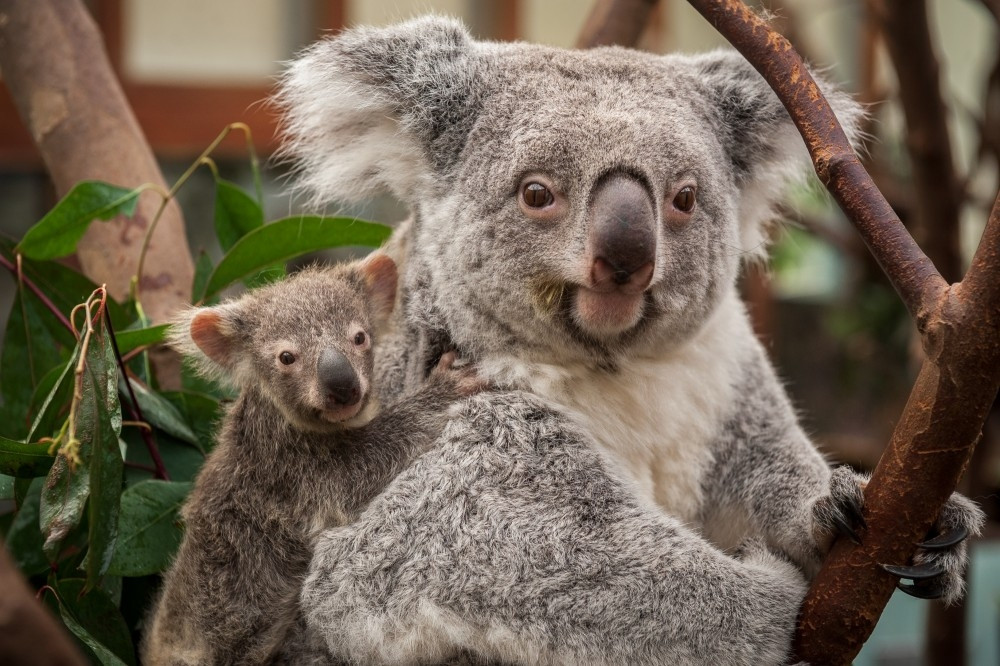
572, 286, 647, 337
316, 396, 367, 425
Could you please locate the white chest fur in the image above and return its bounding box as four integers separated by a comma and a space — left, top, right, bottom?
481, 295, 750, 522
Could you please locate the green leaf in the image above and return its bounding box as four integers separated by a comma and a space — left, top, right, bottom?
191, 250, 214, 304
27, 348, 79, 443
123, 378, 198, 447
113, 324, 169, 356
0, 435, 55, 478
50, 579, 134, 666
200, 216, 391, 300
108, 480, 191, 576
0, 289, 67, 439
0, 473, 12, 500
40, 318, 123, 566
6, 477, 48, 574
214, 178, 264, 251
161, 391, 221, 453
85, 326, 125, 590
16, 181, 142, 261
124, 430, 204, 485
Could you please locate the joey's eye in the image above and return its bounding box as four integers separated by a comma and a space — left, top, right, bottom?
522, 182, 554, 208
279, 351, 296, 366
673, 186, 697, 213
353, 331, 367, 346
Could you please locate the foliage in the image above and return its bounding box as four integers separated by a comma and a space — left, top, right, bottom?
0, 127, 390, 664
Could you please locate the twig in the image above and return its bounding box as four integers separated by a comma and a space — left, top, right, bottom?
104, 306, 169, 481
0, 254, 74, 334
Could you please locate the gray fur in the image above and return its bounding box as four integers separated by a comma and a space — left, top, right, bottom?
277, 15, 983, 664
145, 262, 476, 665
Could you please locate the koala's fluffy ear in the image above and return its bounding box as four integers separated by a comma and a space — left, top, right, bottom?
276, 16, 478, 207
689, 50, 864, 257
357, 252, 398, 325
169, 305, 243, 383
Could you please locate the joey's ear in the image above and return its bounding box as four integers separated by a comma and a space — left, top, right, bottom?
169, 306, 242, 379
688, 49, 864, 256
276, 16, 479, 207
358, 252, 398, 324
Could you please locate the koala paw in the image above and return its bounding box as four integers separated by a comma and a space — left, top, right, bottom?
881, 492, 985, 605
814, 466, 985, 605
431, 351, 490, 398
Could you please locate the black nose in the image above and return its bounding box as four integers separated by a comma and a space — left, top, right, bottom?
317, 349, 361, 407
588, 173, 656, 291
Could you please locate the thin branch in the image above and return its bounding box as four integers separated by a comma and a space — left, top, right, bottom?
576, 0, 661, 49
104, 306, 170, 481
870, 0, 964, 282
686, 0, 946, 327
0, 254, 74, 334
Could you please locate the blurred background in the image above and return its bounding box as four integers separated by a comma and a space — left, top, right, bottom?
1, 1, 998, 664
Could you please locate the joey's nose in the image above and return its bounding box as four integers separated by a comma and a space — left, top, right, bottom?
317, 349, 361, 407
588, 173, 656, 291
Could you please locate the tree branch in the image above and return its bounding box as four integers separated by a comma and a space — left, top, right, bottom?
686, 0, 946, 327
0, 546, 86, 665
576, 0, 661, 48
685, 1, 1000, 662
0, 0, 193, 386
870, 0, 964, 282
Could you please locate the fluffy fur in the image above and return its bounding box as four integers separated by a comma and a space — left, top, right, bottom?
145, 260, 478, 665
276, 15, 984, 665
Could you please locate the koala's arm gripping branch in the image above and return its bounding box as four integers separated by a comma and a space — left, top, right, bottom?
685, 0, 945, 325
686, 1, 1000, 663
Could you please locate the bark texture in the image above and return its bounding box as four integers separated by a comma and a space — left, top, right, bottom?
0, 0, 194, 325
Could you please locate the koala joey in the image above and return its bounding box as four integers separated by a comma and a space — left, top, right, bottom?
277, 15, 985, 665
144, 253, 482, 666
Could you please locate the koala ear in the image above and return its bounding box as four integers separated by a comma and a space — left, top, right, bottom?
689, 49, 864, 257
277, 16, 478, 207
169, 305, 243, 381
357, 252, 398, 325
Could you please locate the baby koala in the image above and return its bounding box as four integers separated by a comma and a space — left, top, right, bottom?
144, 253, 481, 666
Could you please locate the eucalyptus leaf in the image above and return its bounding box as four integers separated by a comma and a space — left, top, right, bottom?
108, 480, 191, 577
6, 477, 48, 574
113, 324, 169, 356
214, 178, 264, 251
123, 378, 198, 447
0, 435, 55, 478
49, 579, 132, 666
27, 348, 79, 443
85, 326, 125, 590
200, 216, 391, 300
192, 250, 214, 305
16, 181, 142, 261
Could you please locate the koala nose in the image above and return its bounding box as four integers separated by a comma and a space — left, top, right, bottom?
317, 349, 361, 407
588, 173, 656, 292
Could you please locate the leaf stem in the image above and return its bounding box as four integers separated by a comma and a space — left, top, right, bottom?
0, 253, 74, 333
104, 306, 169, 481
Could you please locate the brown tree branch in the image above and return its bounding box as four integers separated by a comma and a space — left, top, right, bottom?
870, 0, 964, 282
0, 546, 86, 665
685, 1, 1000, 662
687, 0, 946, 326
0, 0, 193, 364
576, 0, 661, 49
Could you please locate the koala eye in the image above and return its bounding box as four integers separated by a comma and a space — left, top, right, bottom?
353, 331, 367, 346
673, 186, 697, 213
278, 351, 296, 366
522, 182, 554, 208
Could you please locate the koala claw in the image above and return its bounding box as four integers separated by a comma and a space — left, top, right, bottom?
919, 526, 969, 550
894, 579, 948, 601
813, 466, 867, 548
880, 561, 946, 580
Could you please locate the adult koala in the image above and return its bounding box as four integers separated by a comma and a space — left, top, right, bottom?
276, 15, 983, 665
